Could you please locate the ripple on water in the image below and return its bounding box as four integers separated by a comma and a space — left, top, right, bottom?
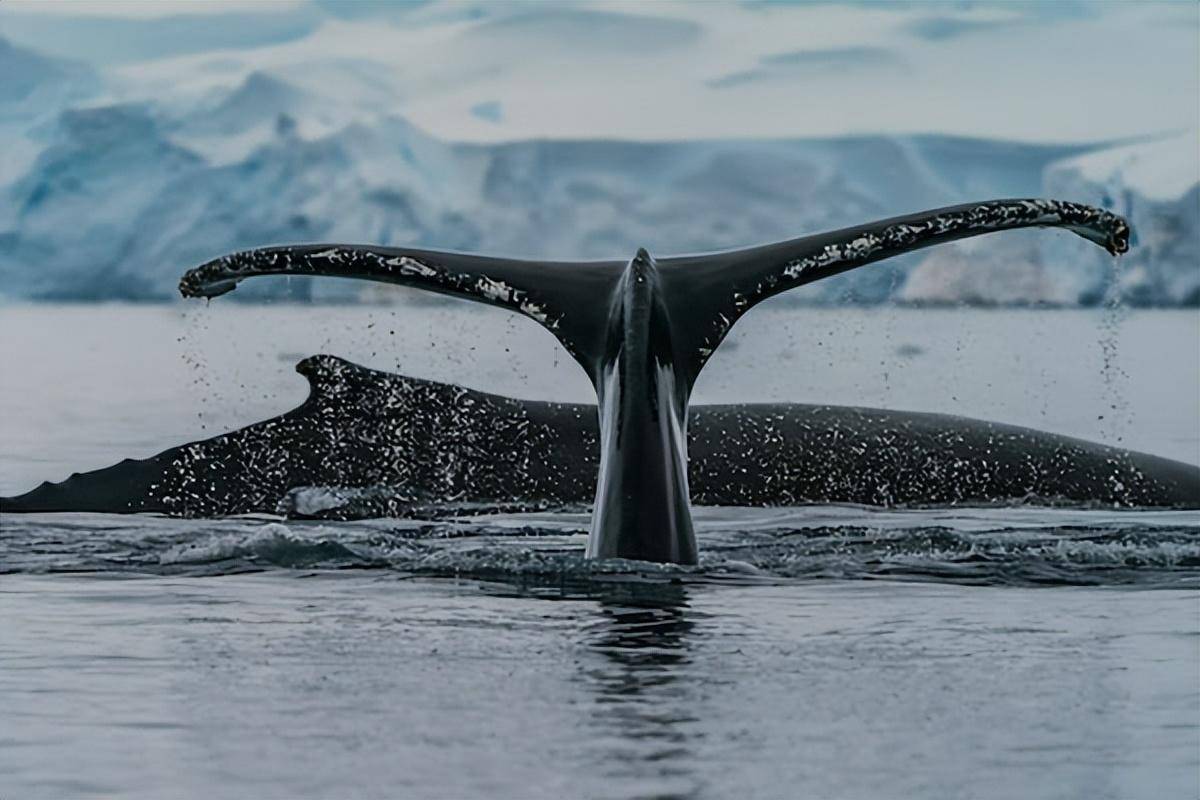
2, 506, 1197, 589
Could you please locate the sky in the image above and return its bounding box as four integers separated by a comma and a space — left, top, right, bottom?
0, 0, 1196, 144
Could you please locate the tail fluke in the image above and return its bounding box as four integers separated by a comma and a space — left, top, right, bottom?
178, 200, 1128, 390
657, 199, 1130, 386
179, 244, 624, 368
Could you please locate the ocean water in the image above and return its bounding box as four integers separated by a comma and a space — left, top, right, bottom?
1, 304, 1198, 799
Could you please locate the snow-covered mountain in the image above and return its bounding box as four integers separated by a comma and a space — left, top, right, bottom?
0, 35, 1195, 306
0, 37, 98, 114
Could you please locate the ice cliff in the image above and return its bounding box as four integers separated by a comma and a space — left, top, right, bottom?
0, 40, 1195, 306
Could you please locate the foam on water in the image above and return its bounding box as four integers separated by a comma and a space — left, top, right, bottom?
4, 505, 1196, 589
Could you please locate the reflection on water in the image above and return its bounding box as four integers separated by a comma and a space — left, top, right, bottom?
581, 583, 704, 800
1, 573, 1196, 799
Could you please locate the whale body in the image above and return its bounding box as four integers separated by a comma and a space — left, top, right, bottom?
169, 198, 1144, 563
4, 355, 1196, 518
11, 199, 1191, 565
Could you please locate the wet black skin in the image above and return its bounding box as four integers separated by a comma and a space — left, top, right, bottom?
588, 249, 697, 563
4, 200, 1164, 566
3, 355, 1197, 521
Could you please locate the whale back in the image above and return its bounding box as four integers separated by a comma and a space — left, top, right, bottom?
4, 356, 1195, 518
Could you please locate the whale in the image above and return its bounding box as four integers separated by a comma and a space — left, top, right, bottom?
12, 199, 1187, 564
169, 199, 1142, 564
3, 354, 1197, 520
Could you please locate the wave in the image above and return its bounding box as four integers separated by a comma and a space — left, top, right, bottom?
3, 506, 1197, 589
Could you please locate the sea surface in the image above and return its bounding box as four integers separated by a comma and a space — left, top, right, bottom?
1, 303, 1198, 799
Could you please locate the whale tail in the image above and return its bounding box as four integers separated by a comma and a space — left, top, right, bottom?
180, 199, 1128, 388
180, 198, 1131, 563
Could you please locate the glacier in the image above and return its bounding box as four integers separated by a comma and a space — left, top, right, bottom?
0, 36, 1195, 306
